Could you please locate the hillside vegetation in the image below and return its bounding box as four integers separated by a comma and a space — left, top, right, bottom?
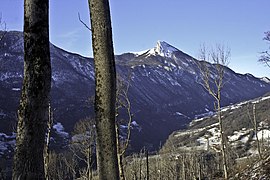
159, 93, 270, 179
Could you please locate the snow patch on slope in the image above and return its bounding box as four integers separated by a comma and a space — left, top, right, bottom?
53, 122, 69, 138
0, 133, 16, 157
261, 77, 270, 83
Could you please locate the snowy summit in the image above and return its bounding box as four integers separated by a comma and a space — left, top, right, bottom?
152, 40, 179, 58
135, 40, 179, 58
261, 77, 270, 83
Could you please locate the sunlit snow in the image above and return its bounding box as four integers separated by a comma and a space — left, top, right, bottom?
12, 88, 20, 91
133, 40, 179, 58
53, 122, 69, 138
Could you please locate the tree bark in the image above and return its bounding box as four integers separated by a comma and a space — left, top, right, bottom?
88, 0, 119, 179
253, 104, 263, 160
146, 150, 149, 180
217, 100, 228, 179
13, 0, 51, 179
44, 103, 53, 180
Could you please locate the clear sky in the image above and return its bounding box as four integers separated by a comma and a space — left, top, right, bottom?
1, 0, 270, 78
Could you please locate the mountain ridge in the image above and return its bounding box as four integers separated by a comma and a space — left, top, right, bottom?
0, 31, 270, 154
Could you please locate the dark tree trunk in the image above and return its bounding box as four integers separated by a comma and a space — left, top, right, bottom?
88, 0, 119, 179
12, 0, 51, 179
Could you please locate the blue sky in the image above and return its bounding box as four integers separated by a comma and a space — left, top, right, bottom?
1, 0, 270, 77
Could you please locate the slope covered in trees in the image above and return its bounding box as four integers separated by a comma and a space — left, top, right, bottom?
0, 31, 270, 154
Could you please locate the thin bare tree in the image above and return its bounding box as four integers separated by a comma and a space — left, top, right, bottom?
116, 74, 133, 180
70, 118, 96, 180
197, 44, 230, 179
259, 31, 270, 68
13, 0, 51, 179
88, 0, 119, 179
247, 103, 263, 160
47, 151, 78, 180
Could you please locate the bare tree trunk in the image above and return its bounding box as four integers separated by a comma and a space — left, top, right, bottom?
175, 160, 180, 180
198, 159, 202, 180
13, 0, 51, 179
116, 125, 125, 180
45, 103, 53, 180
118, 153, 125, 180
182, 155, 186, 180
87, 146, 92, 180
217, 100, 228, 179
253, 104, 263, 160
197, 44, 230, 179
88, 0, 119, 179
146, 149, 149, 180
116, 74, 133, 180
139, 152, 142, 180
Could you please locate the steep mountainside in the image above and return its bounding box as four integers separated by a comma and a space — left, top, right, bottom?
161, 93, 270, 178
0, 31, 270, 154
162, 93, 270, 157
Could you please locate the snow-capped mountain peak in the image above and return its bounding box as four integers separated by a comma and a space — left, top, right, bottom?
261, 77, 270, 83
154, 40, 179, 57
134, 41, 179, 58
149, 40, 179, 58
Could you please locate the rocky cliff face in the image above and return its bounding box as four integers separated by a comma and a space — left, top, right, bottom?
0, 31, 270, 154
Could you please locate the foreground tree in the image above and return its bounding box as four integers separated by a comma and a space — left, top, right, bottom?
13, 0, 51, 179
88, 0, 119, 179
197, 44, 230, 179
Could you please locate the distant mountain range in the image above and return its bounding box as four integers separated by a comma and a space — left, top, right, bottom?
0, 31, 270, 155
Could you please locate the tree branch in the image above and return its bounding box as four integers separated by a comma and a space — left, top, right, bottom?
78, 12, 91, 31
